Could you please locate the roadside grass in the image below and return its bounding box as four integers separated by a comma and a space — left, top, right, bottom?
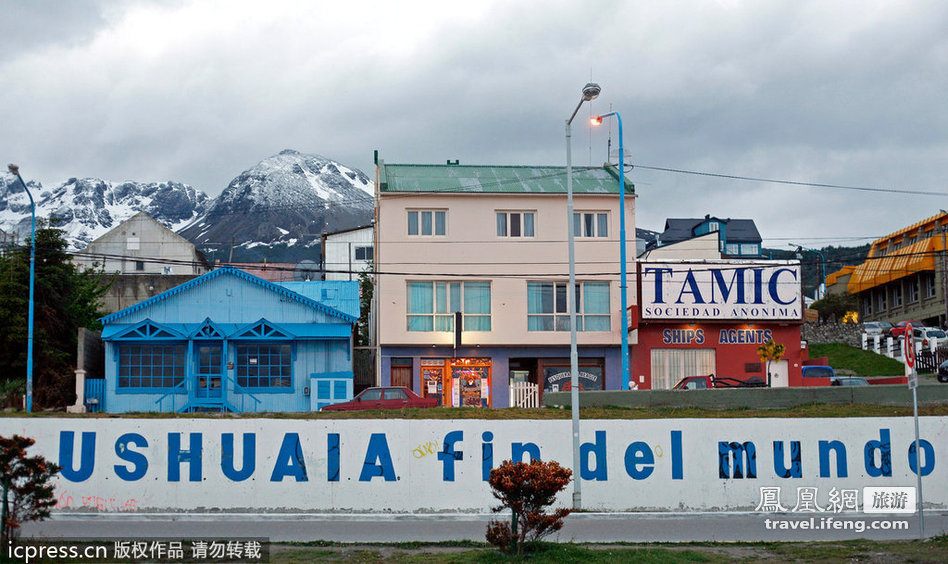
5, 401, 948, 419
809, 343, 907, 377
269, 537, 948, 563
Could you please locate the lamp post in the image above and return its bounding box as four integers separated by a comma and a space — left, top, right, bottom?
790, 243, 825, 300
591, 111, 630, 390
7, 164, 36, 412
566, 82, 600, 510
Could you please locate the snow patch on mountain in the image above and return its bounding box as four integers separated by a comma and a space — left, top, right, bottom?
0, 175, 210, 249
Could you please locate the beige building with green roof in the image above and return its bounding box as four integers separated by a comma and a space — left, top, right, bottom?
374, 157, 636, 408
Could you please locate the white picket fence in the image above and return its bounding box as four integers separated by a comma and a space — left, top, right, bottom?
509, 381, 539, 408
860, 334, 939, 364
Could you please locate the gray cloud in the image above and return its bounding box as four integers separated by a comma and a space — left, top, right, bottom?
2, 0, 947, 248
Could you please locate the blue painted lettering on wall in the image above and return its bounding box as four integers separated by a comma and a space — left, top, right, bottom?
662, 329, 705, 345
644, 267, 797, 306
718, 329, 772, 345
55, 428, 937, 484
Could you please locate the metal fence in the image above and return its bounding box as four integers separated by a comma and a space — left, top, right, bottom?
353, 347, 376, 394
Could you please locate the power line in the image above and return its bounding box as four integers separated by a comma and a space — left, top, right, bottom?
630, 164, 948, 196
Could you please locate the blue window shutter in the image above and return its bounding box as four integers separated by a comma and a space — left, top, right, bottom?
317, 381, 331, 399
333, 380, 346, 399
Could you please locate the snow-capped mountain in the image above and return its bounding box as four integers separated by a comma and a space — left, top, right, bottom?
0, 175, 209, 249
179, 150, 374, 262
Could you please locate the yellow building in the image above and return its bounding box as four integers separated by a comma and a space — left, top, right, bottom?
846, 212, 948, 327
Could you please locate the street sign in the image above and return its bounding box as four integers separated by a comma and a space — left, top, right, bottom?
904, 323, 916, 369
908, 370, 918, 389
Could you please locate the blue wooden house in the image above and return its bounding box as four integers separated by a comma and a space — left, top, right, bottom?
98, 266, 359, 412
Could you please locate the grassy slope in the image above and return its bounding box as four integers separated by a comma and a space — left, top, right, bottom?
808, 343, 905, 376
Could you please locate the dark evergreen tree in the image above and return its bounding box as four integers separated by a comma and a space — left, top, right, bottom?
0, 222, 110, 408
0, 435, 60, 545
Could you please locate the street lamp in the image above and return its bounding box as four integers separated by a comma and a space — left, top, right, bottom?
566, 82, 600, 510
7, 164, 36, 412
591, 112, 630, 391
790, 243, 825, 300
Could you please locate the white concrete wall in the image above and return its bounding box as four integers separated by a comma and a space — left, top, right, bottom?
11, 417, 945, 513
324, 227, 373, 281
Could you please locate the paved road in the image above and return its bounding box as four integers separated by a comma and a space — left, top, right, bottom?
22, 511, 947, 543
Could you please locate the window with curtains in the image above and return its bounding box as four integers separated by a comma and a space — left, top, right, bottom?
650, 348, 715, 390
496, 211, 535, 237
573, 212, 608, 238
526, 281, 610, 331
406, 281, 491, 331
407, 210, 446, 236
117, 344, 186, 389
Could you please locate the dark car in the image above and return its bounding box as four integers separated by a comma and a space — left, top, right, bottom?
831, 376, 870, 386
937, 360, 948, 383
321, 386, 439, 411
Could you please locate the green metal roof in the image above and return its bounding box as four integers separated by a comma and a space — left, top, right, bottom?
378, 161, 634, 195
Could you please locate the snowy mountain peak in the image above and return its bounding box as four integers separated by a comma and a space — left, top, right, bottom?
0, 174, 209, 249
217, 150, 373, 210
179, 150, 374, 262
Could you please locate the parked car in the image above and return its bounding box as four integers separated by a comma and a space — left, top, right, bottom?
937, 359, 948, 383
831, 376, 870, 386
912, 326, 947, 348
672, 374, 767, 389
863, 321, 893, 336
321, 386, 439, 411
890, 321, 923, 339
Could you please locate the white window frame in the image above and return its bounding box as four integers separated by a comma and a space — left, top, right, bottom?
406, 281, 491, 332
407, 210, 447, 236
354, 246, 373, 261
573, 211, 608, 238
496, 211, 536, 238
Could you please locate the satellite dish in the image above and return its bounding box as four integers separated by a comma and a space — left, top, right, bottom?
294, 260, 321, 281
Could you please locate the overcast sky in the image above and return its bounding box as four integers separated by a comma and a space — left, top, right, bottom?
3, 0, 946, 248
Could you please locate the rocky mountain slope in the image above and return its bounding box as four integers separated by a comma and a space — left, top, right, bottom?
179, 150, 374, 262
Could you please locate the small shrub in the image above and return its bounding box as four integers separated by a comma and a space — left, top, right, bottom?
485, 458, 572, 555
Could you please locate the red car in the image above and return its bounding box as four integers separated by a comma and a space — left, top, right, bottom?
890, 321, 923, 339
321, 386, 439, 411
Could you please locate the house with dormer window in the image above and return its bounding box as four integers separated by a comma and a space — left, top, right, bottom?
95, 266, 358, 412
647, 215, 763, 258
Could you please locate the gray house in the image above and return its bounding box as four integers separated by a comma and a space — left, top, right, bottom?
73, 212, 209, 313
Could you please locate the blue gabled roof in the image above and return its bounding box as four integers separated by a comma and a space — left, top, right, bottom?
100, 266, 358, 325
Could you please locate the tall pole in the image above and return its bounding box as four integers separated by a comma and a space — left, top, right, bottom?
790, 244, 825, 300
593, 111, 631, 390
8, 164, 35, 412
566, 82, 600, 511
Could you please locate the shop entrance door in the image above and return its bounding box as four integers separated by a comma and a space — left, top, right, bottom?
195, 343, 223, 399
420, 359, 446, 405
769, 360, 789, 387
391, 358, 413, 389
450, 358, 492, 407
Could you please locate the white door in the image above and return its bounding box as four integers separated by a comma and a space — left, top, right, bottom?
769, 360, 789, 387
650, 349, 715, 389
